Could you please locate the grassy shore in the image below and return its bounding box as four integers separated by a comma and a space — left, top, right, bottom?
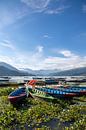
0, 87, 86, 130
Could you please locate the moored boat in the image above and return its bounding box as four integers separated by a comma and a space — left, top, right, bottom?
8, 87, 27, 103
25, 80, 86, 99
28, 87, 54, 100
49, 86, 86, 96
36, 87, 77, 98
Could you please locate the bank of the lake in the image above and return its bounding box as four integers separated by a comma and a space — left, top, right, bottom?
0, 86, 86, 130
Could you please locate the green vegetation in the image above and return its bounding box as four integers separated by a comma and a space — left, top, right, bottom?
0, 87, 15, 96
0, 87, 86, 129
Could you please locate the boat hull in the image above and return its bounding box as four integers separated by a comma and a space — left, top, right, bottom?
36, 87, 85, 98
47, 92, 77, 98
36, 86, 86, 97
8, 94, 27, 103
28, 88, 54, 100
8, 87, 27, 103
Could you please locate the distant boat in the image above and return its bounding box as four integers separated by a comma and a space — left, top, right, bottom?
8, 87, 27, 103
45, 79, 58, 84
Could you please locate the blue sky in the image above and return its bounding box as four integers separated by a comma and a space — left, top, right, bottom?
0, 0, 86, 70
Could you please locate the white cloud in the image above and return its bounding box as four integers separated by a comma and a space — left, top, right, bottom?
0, 55, 14, 64
82, 4, 86, 12
43, 34, 49, 38
45, 5, 70, 14
43, 34, 52, 38
0, 47, 86, 70
0, 3, 29, 29
79, 32, 86, 36
21, 0, 50, 10
36, 45, 44, 53
21, 0, 70, 14
58, 50, 75, 57
0, 40, 15, 50
0, 0, 70, 29
40, 55, 86, 70
0, 44, 44, 70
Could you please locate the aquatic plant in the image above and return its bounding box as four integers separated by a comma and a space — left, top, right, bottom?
65, 115, 86, 130
58, 105, 86, 122
0, 87, 14, 96
0, 87, 86, 129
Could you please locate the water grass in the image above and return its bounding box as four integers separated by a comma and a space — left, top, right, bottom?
0, 87, 86, 129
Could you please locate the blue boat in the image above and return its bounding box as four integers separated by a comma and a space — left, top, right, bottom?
51, 86, 86, 96
35, 87, 77, 98
25, 80, 86, 98
35, 86, 86, 98
8, 87, 27, 103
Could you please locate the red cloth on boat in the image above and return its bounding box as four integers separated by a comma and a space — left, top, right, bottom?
28, 80, 37, 85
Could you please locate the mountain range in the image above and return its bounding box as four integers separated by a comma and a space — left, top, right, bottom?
0, 62, 86, 76
50, 67, 86, 76
21, 68, 60, 76
0, 62, 34, 76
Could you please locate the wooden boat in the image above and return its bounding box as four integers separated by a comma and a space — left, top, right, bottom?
25, 80, 86, 98
69, 86, 86, 90
28, 87, 54, 100
35, 87, 79, 98
45, 79, 58, 85
8, 87, 27, 103
25, 80, 75, 98
54, 86, 86, 96
37, 86, 86, 96
62, 87, 86, 95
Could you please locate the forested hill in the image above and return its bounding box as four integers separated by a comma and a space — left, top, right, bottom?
51, 67, 86, 76
0, 62, 34, 76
